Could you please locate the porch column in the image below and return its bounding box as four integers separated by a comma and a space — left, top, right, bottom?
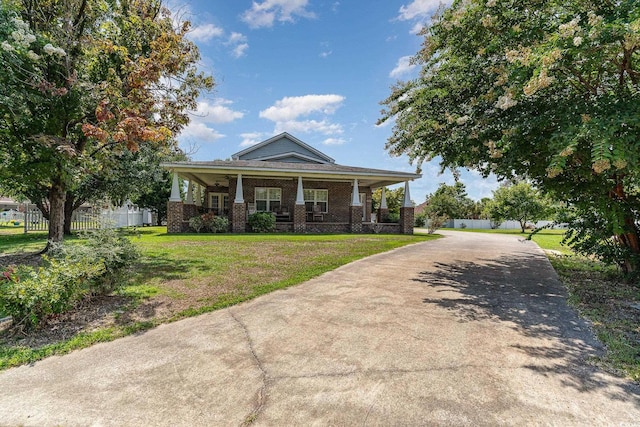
194, 184, 202, 207
185, 181, 194, 204
350, 179, 362, 233
378, 186, 389, 223
400, 181, 414, 235
167, 173, 184, 233
294, 176, 306, 233
232, 174, 246, 232
182, 181, 198, 220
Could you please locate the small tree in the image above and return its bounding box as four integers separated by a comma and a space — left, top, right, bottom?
424, 182, 474, 220
484, 183, 550, 233
372, 187, 404, 221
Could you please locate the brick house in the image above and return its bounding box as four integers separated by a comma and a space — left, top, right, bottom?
162, 133, 420, 234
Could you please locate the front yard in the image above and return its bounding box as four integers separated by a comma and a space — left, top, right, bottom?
0, 228, 438, 369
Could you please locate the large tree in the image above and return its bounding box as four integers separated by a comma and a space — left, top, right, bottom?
424, 182, 474, 220
379, 0, 640, 273
0, 0, 213, 245
484, 182, 551, 233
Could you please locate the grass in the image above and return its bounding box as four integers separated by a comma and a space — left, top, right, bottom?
452, 226, 640, 381
0, 227, 439, 369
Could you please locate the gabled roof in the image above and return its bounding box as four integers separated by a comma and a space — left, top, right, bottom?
231, 132, 335, 164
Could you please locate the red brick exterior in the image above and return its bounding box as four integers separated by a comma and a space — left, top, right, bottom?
232, 203, 246, 232
350, 205, 363, 233
400, 207, 415, 235
293, 204, 306, 233
183, 204, 198, 221
167, 201, 183, 234
377, 208, 389, 223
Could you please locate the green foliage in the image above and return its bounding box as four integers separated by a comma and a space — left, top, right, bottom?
248, 212, 276, 233
0, 1, 213, 243
0, 228, 139, 329
189, 213, 229, 233
426, 213, 448, 234
372, 187, 405, 220
484, 182, 551, 233
424, 182, 474, 220
379, 0, 640, 272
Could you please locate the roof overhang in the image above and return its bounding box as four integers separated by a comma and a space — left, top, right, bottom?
161, 161, 421, 189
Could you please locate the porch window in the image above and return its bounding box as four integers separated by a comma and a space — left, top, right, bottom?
209, 193, 229, 215
255, 187, 281, 212
304, 189, 328, 213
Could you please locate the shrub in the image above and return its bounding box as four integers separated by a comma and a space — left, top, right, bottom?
427, 213, 448, 234
414, 213, 427, 228
201, 213, 229, 233
248, 212, 276, 233
0, 228, 140, 330
189, 215, 204, 233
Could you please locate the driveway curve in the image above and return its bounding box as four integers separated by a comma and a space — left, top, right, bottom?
0, 230, 639, 426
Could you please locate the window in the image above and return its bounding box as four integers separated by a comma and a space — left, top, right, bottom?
209, 193, 229, 215
255, 187, 281, 212
304, 189, 328, 213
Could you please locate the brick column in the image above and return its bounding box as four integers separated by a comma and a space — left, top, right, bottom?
293, 204, 306, 233
400, 207, 414, 235
232, 203, 246, 233
377, 208, 389, 223
183, 204, 198, 221
167, 201, 183, 233
350, 205, 362, 233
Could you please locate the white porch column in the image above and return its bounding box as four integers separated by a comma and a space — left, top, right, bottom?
185, 181, 194, 204
403, 181, 413, 207
296, 176, 305, 205
380, 187, 388, 209
169, 173, 182, 201
351, 179, 362, 206
194, 184, 202, 207
234, 174, 244, 203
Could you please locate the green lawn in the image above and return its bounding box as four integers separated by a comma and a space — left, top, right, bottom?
0, 227, 439, 369
447, 227, 571, 254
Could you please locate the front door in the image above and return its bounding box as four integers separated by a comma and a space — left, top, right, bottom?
209, 193, 229, 215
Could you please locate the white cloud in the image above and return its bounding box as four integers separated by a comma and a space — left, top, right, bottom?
179, 122, 225, 141
225, 32, 249, 58
274, 120, 344, 135
410, 21, 425, 34
260, 94, 345, 121
322, 137, 346, 145
194, 99, 244, 123
319, 50, 332, 58
397, 0, 444, 21
189, 23, 224, 42
239, 132, 266, 147
389, 55, 417, 78
241, 0, 315, 29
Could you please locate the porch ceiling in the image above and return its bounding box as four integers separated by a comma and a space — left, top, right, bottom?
162, 160, 421, 189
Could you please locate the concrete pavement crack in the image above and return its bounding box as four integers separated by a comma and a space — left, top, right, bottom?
228, 309, 269, 426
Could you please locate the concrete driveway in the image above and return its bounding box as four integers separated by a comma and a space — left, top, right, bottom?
1, 231, 639, 426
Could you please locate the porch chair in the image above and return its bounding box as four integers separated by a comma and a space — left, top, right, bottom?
312, 204, 324, 222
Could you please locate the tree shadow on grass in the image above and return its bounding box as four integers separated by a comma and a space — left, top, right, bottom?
413, 250, 640, 402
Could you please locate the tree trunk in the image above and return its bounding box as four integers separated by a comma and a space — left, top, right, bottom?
611, 180, 640, 274
47, 180, 66, 246
63, 195, 74, 235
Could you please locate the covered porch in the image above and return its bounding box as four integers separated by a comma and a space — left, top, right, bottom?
162, 159, 419, 234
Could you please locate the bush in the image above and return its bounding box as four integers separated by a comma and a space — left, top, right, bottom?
189, 213, 229, 233
0, 228, 140, 330
248, 212, 276, 233
414, 213, 427, 228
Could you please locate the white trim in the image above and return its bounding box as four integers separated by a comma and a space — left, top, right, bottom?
248, 151, 328, 164
403, 181, 412, 208
303, 189, 328, 213
380, 187, 387, 209
254, 187, 282, 212
234, 174, 244, 203
194, 184, 202, 207
169, 173, 182, 202
296, 176, 305, 205
351, 179, 362, 206
185, 181, 194, 204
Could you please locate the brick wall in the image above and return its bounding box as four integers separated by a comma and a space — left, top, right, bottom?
350, 205, 362, 233
232, 203, 246, 232
400, 207, 414, 235
293, 204, 306, 232
233, 177, 371, 223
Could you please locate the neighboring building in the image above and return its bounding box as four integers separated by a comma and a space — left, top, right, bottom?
162, 133, 421, 234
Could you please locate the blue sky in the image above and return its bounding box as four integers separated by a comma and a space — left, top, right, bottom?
170, 0, 498, 202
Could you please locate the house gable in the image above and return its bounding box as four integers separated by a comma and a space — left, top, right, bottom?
232, 132, 335, 164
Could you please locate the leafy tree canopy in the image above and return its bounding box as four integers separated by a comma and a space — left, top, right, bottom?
484, 182, 552, 232
0, 0, 213, 243
379, 0, 640, 272
424, 182, 474, 220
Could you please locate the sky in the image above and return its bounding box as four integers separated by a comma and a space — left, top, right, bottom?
170, 0, 499, 202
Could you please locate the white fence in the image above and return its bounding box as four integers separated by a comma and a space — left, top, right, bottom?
450, 219, 566, 229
